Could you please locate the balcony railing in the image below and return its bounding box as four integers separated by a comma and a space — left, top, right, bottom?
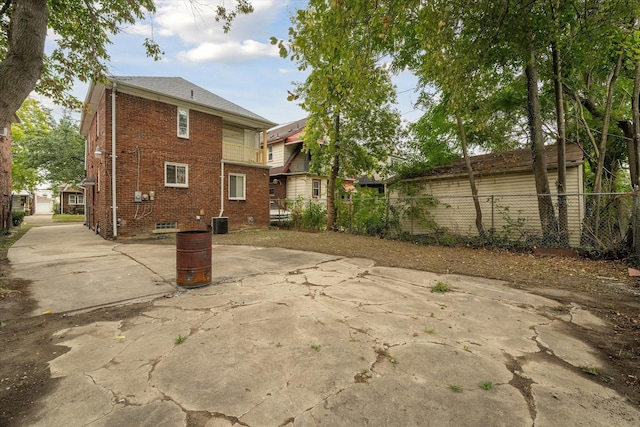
222, 141, 265, 164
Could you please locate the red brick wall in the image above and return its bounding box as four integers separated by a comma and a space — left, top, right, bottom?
85, 88, 269, 238
223, 163, 270, 229
85, 93, 110, 236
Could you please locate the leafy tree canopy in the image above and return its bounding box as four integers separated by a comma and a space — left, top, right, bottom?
12, 99, 84, 190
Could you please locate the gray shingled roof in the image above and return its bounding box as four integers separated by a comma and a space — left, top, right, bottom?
111, 76, 273, 125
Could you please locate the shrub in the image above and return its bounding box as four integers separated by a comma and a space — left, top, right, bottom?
11, 211, 25, 227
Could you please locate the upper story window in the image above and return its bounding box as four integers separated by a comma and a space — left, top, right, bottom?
165, 162, 189, 188
267, 145, 273, 161
177, 108, 189, 139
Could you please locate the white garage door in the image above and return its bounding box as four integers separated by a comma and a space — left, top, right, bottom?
35, 197, 53, 214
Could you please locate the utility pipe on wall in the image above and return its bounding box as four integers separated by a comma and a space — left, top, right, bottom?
111, 82, 118, 238
219, 160, 225, 217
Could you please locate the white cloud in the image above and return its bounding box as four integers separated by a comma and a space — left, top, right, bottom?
147, 0, 286, 63
279, 68, 297, 74
178, 39, 278, 63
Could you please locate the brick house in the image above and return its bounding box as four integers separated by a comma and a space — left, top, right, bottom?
80, 76, 275, 239
58, 184, 84, 214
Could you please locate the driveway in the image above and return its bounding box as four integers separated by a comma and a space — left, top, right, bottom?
8, 225, 640, 426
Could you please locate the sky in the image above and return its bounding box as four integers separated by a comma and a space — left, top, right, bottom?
37, 0, 422, 127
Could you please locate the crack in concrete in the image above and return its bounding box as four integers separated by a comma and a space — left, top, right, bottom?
81, 373, 119, 425
503, 351, 537, 425
112, 246, 167, 280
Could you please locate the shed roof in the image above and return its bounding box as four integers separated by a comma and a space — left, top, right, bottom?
416, 144, 584, 179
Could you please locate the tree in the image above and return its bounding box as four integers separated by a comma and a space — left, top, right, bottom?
25, 112, 85, 187
277, 0, 401, 230
12, 99, 85, 189
11, 98, 53, 191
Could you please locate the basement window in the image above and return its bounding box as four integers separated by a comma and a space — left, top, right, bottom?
155, 222, 177, 230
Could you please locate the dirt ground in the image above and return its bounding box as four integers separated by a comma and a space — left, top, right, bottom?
1, 228, 639, 426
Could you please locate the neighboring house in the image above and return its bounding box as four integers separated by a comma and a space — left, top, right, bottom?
392, 144, 585, 245
58, 184, 83, 214
11, 190, 33, 214
267, 118, 328, 209
80, 76, 276, 238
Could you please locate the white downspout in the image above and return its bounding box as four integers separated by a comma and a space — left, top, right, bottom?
83, 137, 88, 226
111, 82, 118, 238
219, 160, 225, 217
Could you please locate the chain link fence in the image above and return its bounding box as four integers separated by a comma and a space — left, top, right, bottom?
270, 192, 638, 256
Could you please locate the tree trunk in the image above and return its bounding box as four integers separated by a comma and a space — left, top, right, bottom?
592, 49, 624, 240
632, 59, 640, 255
551, 37, 568, 246
632, 59, 640, 189
525, 47, 558, 241
326, 114, 340, 231
593, 50, 624, 195
0, 0, 49, 128
455, 111, 485, 238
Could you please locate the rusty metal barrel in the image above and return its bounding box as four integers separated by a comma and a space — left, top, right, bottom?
176, 230, 212, 287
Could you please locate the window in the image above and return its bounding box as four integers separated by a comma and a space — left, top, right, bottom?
267, 145, 273, 161
312, 179, 321, 198
177, 108, 189, 138
229, 173, 246, 200
69, 194, 84, 205
165, 162, 189, 187
155, 222, 177, 230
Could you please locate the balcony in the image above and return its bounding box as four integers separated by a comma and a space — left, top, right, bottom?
222, 141, 265, 164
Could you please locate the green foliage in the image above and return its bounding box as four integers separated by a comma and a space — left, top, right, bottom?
480, 381, 493, 391
431, 282, 450, 294
450, 385, 462, 393
14, 105, 85, 188
288, 196, 327, 231
276, 0, 402, 229
337, 187, 399, 236
492, 200, 528, 243
11, 211, 25, 227
11, 99, 53, 191
391, 181, 441, 232
301, 201, 327, 230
